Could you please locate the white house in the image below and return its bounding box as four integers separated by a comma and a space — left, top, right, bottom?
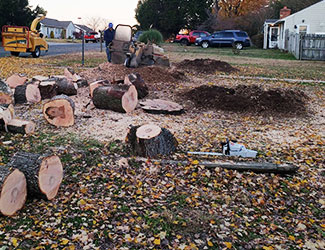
264, 1, 325, 50
40, 18, 77, 39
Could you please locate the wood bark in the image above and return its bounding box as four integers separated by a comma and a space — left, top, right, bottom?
0, 119, 35, 134
124, 73, 148, 99
126, 125, 178, 157
0, 167, 27, 216
14, 83, 41, 104
39, 81, 58, 99
8, 152, 63, 200
89, 80, 109, 98
93, 84, 138, 113
139, 99, 184, 115
6, 74, 27, 89
0, 80, 12, 105
56, 78, 78, 96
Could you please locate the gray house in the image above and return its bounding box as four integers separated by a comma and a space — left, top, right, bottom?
40, 18, 76, 39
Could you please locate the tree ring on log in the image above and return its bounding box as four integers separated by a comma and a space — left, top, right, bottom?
122, 85, 138, 113
139, 99, 184, 115
0, 169, 27, 216
136, 124, 162, 139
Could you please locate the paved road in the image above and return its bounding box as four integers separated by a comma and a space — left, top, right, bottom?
0, 42, 105, 58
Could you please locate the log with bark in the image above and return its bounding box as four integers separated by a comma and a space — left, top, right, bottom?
56, 78, 78, 96
89, 80, 109, 98
0, 167, 27, 216
126, 124, 178, 157
8, 152, 63, 200
39, 81, 58, 100
124, 73, 148, 99
93, 84, 138, 113
139, 99, 184, 115
0, 119, 35, 134
43, 95, 75, 127
0, 80, 13, 105
6, 74, 27, 89
14, 83, 41, 104
32, 75, 50, 82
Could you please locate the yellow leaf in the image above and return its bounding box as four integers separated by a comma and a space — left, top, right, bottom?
263, 246, 274, 250
289, 235, 295, 241
321, 224, 325, 228
192, 160, 199, 165
61, 239, 69, 245
79, 199, 86, 205
153, 238, 161, 245
225, 242, 232, 249
11, 238, 18, 247
208, 240, 213, 247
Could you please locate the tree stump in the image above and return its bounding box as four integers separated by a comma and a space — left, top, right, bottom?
39, 81, 58, 99
6, 74, 27, 89
0, 80, 12, 105
56, 78, 78, 96
43, 95, 75, 127
93, 85, 138, 113
124, 73, 148, 99
0, 167, 27, 216
139, 99, 184, 115
126, 124, 178, 157
8, 152, 63, 200
14, 83, 41, 104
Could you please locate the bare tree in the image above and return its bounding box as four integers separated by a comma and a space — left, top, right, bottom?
85, 17, 109, 31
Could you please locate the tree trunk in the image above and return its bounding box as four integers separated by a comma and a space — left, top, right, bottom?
0, 119, 35, 134
6, 74, 27, 89
14, 83, 41, 104
0, 167, 27, 216
126, 124, 178, 157
0, 80, 12, 105
93, 85, 138, 113
43, 94, 75, 127
124, 73, 148, 99
39, 81, 58, 100
8, 152, 63, 200
89, 80, 109, 98
56, 78, 78, 96
139, 99, 184, 115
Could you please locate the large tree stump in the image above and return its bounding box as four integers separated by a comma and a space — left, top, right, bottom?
6, 74, 27, 89
43, 95, 75, 127
139, 99, 184, 115
0, 167, 27, 216
14, 83, 41, 104
126, 124, 178, 157
8, 152, 63, 200
39, 81, 58, 100
93, 85, 138, 113
124, 73, 148, 99
56, 78, 78, 96
0, 80, 12, 105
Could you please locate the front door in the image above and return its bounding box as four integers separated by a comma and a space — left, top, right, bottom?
269, 27, 279, 49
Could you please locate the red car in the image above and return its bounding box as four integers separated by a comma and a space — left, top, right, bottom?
84, 32, 100, 43
175, 30, 210, 45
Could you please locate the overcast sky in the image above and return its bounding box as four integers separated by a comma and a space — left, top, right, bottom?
29, 0, 139, 28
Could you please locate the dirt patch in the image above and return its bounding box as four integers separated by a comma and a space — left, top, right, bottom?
183, 85, 309, 116
176, 59, 238, 74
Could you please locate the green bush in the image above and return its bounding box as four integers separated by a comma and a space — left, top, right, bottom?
251, 33, 264, 49
138, 29, 163, 44
61, 30, 66, 39
50, 31, 54, 39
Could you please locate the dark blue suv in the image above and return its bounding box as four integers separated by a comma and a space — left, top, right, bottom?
195, 30, 251, 50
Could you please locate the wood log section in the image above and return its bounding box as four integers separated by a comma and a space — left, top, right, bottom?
124, 73, 148, 99
93, 85, 138, 113
0, 80, 12, 105
89, 80, 109, 98
32, 75, 49, 82
14, 83, 41, 104
126, 124, 178, 157
0, 119, 35, 134
56, 78, 78, 96
6, 74, 27, 89
8, 152, 63, 200
139, 99, 184, 115
39, 81, 58, 99
43, 94, 75, 127
0, 167, 27, 216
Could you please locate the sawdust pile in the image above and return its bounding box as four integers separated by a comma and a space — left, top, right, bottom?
183, 85, 309, 116
176, 59, 238, 74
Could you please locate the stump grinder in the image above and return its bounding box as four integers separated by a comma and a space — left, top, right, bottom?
109, 24, 169, 68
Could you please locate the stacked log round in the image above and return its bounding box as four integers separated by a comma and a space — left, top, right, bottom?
14, 83, 41, 104
126, 124, 178, 157
124, 73, 148, 99
43, 95, 75, 127
0, 167, 27, 216
8, 152, 63, 200
0, 80, 12, 105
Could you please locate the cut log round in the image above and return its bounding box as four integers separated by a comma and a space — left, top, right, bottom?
8, 152, 63, 200
39, 81, 58, 99
89, 80, 109, 98
93, 84, 138, 113
14, 83, 41, 104
0, 80, 12, 105
6, 74, 27, 89
126, 125, 178, 157
43, 94, 75, 127
139, 99, 184, 115
0, 167, 27, 216
0, 119, 35, 134
124, 73, 148, 99
32, 75, 49, 82
56, 78, 78, 96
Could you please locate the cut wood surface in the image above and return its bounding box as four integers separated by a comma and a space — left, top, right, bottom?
0, 80, 12, 105
6, 74, 27, 89
0, 104, 15, 125
93, 84, 138, 113
14, 84, 41, 104
89, 80, 108, 98
140, 99, 184, 115
0, 119, 35, 134
124, 73, 148, 99
43, 94, 75, 127
127, 125, 178, 157
32, 75, 49, 82
8, 152, 63, 200
0, 167, 27, 216
39, 81, 58, 99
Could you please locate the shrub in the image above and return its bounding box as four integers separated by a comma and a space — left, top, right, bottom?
50, 31, 54, 39
61, 30, 66, 39
251, 33, 264, 48
138, 29, 163, 44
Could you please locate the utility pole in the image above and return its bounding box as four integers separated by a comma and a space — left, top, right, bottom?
78, 17, 85, 66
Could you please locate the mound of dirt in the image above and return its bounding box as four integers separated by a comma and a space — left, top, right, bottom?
80, 63, 186, 84
176, 59, 238, 74
183, 85, 309, 116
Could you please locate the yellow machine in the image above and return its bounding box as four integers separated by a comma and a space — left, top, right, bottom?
2, 16, 48, 58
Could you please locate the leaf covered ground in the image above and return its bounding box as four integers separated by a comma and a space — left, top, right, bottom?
0, 49, 324, 250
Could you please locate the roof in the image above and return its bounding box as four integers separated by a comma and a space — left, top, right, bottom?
74, 24, 94, 33
265, 19, 279, 24
40, 18, 74, 29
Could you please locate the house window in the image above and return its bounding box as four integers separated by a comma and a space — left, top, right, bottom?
298, 25, 308, 35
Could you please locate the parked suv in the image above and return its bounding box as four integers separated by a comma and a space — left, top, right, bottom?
175, 30, 210, 45
195, 30, 251, 49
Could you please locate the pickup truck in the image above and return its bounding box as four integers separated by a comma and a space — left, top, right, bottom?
84, 32, 100, 43
174, 30, 210, 46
